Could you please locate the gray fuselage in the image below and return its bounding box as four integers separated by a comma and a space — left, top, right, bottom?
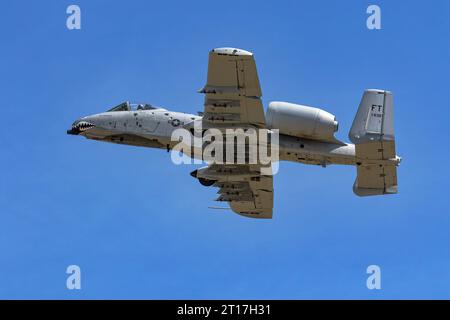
68, 106, 356, 167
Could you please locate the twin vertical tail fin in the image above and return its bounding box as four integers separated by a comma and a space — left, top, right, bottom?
349, 89, 401, 196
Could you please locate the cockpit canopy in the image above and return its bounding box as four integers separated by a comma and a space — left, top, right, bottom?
107, 101, 158, 112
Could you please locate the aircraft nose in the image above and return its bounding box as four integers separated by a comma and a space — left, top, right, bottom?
67, 118, 96, 135
67, 119, 81, 135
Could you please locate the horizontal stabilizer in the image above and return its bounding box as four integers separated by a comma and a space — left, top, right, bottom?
353, 164, 398, 196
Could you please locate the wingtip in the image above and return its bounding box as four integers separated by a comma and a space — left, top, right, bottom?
211, 47, 253, 56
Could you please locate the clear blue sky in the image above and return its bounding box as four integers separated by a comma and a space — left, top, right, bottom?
0, 0, 449, 299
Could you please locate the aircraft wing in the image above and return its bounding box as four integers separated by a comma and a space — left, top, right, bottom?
195, 48, 273, 218
199, 47, 266, 128
208, 164, 274, 219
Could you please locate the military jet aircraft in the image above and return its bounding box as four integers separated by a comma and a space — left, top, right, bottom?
67, 47, 401, 219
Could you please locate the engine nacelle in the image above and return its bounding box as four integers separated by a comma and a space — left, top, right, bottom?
266, 101, 339, 142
